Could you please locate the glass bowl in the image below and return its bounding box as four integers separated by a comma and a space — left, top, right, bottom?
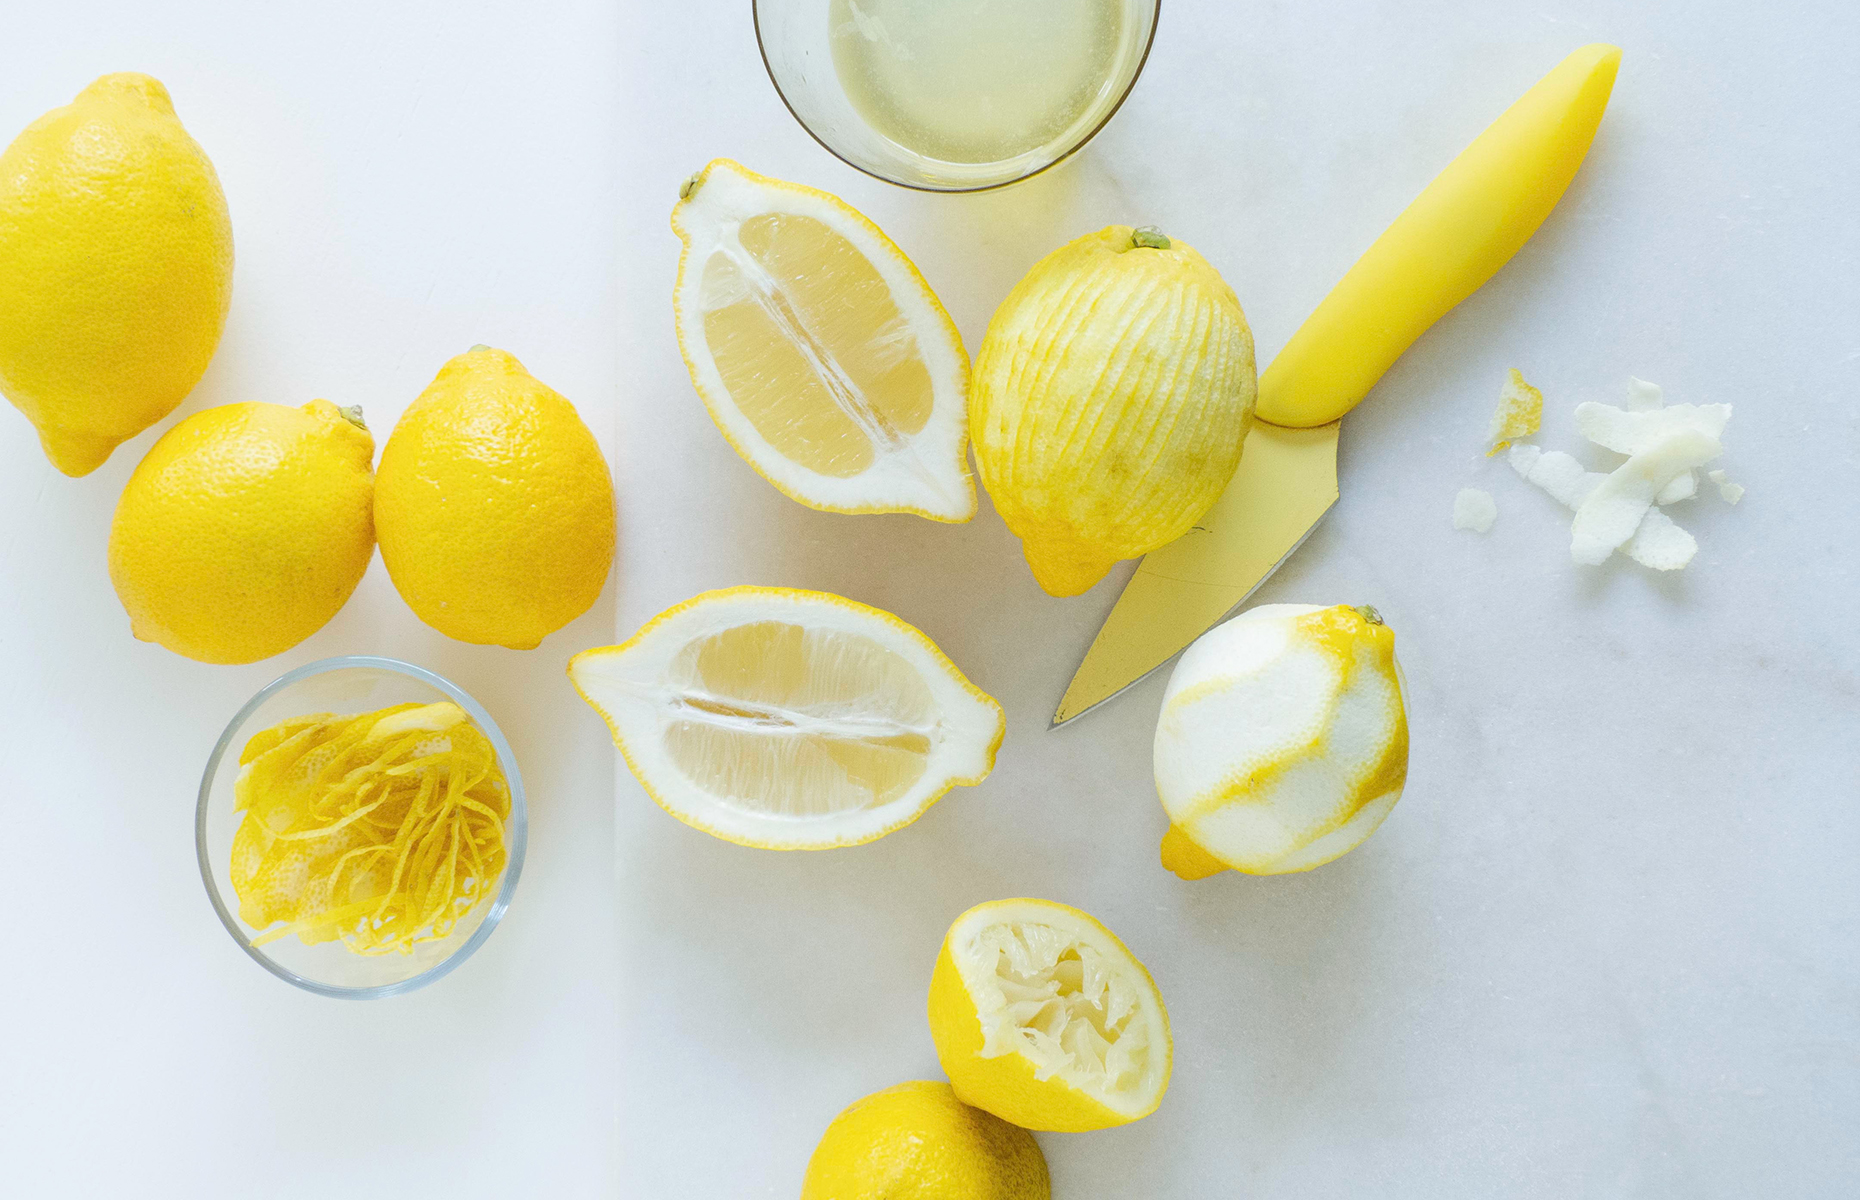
755, 0, 1161, 192
196, 656, 527, 999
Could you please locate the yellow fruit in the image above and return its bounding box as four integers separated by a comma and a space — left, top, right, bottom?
107, 400, 374, 665
375, 347, 615, 650
1155, 603, 1408, 878
0, 73, 232, 476
928, 898, 1171, 1132
801, 1081, 1049, 1200
672, 159, 975, 521
568, 587, 1003, 850
971, 225, 1257, 596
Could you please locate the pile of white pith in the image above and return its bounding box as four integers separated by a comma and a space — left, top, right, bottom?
1473, 375, 1741, 570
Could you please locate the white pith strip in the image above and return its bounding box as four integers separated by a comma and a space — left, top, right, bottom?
668, 688, 942, 743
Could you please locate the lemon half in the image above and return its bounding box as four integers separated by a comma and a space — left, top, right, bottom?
569, 587, 1003, 849
928, 898, 1172, 1132
672, 159, 975, 521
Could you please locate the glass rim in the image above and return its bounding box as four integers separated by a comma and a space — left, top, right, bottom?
753, 0, 1163, 194
194, 654, 529, 1000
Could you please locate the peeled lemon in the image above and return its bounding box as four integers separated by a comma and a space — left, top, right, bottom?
107, 400, 375, 665
1155, 603, 1409, 878
672, 159, 975, 521
0, 73, 233, 476
928, 898, 1171, 1132
375, 347, 615, 650
568, 587, 1003, 850
971, 226, 1257, 596
801, 1080, 1049, 1200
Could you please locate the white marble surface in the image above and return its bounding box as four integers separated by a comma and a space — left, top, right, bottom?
2, 1, 1856, 1197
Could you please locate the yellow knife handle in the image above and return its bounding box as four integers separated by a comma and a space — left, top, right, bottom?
1257, 43, 1622, 428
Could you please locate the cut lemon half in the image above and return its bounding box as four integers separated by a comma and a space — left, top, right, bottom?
928, 899, 1172, 1132
568, 587, 1003, 849
671, 159, 975, 521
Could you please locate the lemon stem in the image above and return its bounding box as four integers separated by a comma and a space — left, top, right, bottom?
1130, 226, 1171, 250
1354, 605, 1384, 625
468, 343, 491, 353
337, 404, 367, 431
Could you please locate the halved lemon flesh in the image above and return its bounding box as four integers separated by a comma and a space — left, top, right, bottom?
929, 899, 1172, 1132
568, 587, 1003, 849
672, 159, 975, 521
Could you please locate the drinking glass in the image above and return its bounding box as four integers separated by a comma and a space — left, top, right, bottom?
755, 0, 1161, 192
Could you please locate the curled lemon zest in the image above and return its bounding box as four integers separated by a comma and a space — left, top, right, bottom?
230, 702, 511, 956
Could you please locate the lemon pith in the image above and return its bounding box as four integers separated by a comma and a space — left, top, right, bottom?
970, 225, 1257, 595
106, 400, 375, 665
374, 347, 615, 650
928, 899, 1172, 1132
801, 1081, 1049, 1200
1155, 603, 1409, 877
569, 587, 1004, 850
672, 158, 975, 521
0, 73, 232, 476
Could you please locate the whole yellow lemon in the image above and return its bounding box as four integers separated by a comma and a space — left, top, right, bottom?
0, 73, 233, 476
801, 1081, 1048, 1200
375, 347, 615, 649
971, 226, 1256, 596
108, 401, 375, 664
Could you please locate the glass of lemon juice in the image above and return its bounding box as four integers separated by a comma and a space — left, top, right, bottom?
755, 0, 1160, 191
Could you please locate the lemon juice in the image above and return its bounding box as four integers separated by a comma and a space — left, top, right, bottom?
829, 0, 1136, 165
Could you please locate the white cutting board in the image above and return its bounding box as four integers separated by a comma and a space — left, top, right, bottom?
609, 1, 1858, 1196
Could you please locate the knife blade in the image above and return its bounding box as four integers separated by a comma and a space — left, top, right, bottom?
1052, 419, 1339, 725
1051, 43, 1622, 727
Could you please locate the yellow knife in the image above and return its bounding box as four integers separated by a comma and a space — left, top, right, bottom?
1054, 43, 1622, 726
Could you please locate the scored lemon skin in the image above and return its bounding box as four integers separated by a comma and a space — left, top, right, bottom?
671, 159, 975, 522
927, 898, 1172, 1133
568, 586, 1004, 850
970, 225, 1257, 596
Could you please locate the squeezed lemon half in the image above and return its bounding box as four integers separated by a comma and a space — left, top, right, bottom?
671, 159, 975, 521
230, 702, 511, 954
928, 899, 1172, 1132
569, 587, 1003, 850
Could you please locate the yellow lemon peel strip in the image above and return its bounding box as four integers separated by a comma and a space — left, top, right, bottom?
230, 702, 511, 955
